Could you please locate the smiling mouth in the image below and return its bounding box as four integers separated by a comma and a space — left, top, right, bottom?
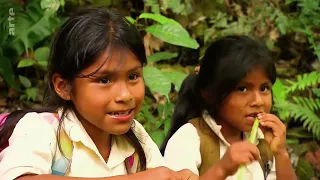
246, 114, 257, 118
108, 109, 133, 116
246, 112, 263, 118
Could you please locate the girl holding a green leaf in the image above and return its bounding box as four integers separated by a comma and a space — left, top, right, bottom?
161, 35, 297, 180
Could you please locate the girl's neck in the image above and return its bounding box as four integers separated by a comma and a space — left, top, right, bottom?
215, 118, 242, 145
75, 111, 112, 161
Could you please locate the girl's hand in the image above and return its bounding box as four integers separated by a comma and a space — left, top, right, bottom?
258, 113, 287, 155
136, 166, 199, 180
216, 141, 260, 176
177, 169, 199, 180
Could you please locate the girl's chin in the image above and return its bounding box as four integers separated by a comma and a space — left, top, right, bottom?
106, 123, 133, 135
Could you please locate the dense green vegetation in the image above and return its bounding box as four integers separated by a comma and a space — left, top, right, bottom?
0, 0, 319, 179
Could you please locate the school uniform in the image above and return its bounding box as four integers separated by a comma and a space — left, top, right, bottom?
0, 109, 165, 179
164, 110, 277, 180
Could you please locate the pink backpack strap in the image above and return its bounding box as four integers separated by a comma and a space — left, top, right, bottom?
0, 113, 9, 126
0, 113, 10, 152
125, 152, 139, 174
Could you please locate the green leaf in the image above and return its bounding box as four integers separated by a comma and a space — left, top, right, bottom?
140, 101, 156, 122
38, 60, 48, 68
125, 16, 135, 24
18, 58, 35, 68
34, 46, 50, 62
314, 42, 320, 60
138, 13, 181, 26
41, 0, 60, 15
312, 88, 320, 97
0, 56, 19, 90
290, 143, 311, 156
276, 14, 288, 35
144, 0, 160, 13
161, 0, 193, 15
26, 87, 37, 101
285, 138, 299, 144
162, 71, 187, 91
0, 2, 22, 45
19, 75, 31, 88
287, 127, 314, 139
143, 66, 171, 97
60, 0, 65, 8
149, 130, 165, 147
7, 1, 63, 56
146, 24, 199, 49
272, 78, 287, 102
147, 52, 178, 62
296, 159, 315, 180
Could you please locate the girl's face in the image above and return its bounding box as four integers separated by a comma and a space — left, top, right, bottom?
218, 66, 272, 132
70, 48, 145, 136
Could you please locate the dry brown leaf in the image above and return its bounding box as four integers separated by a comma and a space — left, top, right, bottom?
8, 88, 19, 98
0, 98, 6, 107
144, 33, 164, 57
153, 93, 167, 105
189, 16, 207, 27
269, 29, 280, 41
0, 76, 5, 88
144, 33, 152, 56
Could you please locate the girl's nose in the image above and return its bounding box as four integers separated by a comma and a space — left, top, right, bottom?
114, 83, 133, 103
250, 91, 264, 108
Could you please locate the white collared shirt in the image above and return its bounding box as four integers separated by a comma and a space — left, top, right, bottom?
164, 111, 276, 180
0, 110, 165, 179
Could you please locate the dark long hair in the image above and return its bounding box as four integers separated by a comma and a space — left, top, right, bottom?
0, 8, 147, 171
160, 35, 277, 154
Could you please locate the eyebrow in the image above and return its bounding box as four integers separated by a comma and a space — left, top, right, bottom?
239, 81, 272, 86
94, 65, 143, 76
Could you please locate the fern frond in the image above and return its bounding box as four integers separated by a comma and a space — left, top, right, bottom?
313, 88, 320, 98
285, 72, 320, 93
293, 97, 320, 112
280, 100, 320, 139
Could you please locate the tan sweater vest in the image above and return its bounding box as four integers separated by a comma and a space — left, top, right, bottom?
188, 117, 273, 179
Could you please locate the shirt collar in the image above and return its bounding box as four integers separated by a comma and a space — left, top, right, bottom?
202, 110, 264, 146
58, 109, 135, 168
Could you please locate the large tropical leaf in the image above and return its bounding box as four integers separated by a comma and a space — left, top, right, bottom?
147, 52, 178, 63
143, 66, 171, 97
146, 24, 199, 49
139, 13, 181, 26
162, 71, 187, 92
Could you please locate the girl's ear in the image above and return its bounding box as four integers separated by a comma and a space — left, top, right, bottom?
52, 73, 71, 100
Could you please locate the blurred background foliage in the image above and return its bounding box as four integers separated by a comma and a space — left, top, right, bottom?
0, 0, 320, 179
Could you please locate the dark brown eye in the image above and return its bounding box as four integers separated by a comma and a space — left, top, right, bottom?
129, 73, 140, 81
99, 77, 111, 84
261, 85, 271, 92
237, 87, 247, 92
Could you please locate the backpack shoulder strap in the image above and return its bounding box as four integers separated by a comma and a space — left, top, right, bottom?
188, 117, 220, 176
48, 113, 73, 176
0, 113, 10, 152
125, 151, 139, 174
0, 113, 9, 126
257, 139, 274, 179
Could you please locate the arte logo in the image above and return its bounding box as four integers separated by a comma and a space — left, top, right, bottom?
8, 8, 15, 36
